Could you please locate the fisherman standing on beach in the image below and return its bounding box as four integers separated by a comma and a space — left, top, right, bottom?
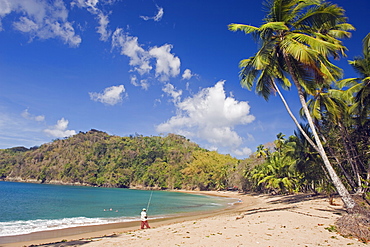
140, 208, 150, 229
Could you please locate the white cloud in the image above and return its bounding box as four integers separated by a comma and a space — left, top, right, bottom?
162, 83, 182, 104
0, 0, 81, 47
96, 12, 111, 41
130, 75, 149, 90
112, 28, 152, 75
44, 118, 76, 138
72, 0, 99, 8
13, 17, 38, 32
233, 147, 253, 156
157, 80, 255, 153
0, 0, 12, 20
140, 5, 164, 22
89, 85, 126, 105
153, 7, 164, 21
71, 0, 112, 41
46, 21, 82, 46
182, 69, 194, 80
112, 29, 181, 82
21, 109, 45, 122
149, 44, 180, 82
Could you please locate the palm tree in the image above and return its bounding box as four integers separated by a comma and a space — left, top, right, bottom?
255, 144, 269, 159
348, 33, 370, 121
252, 148, 301, 194
291, 124, 325, 193
229, 0, 356, 209
338, 33, 370, 192
274, 132, 286, 156
305, 83, 366, 191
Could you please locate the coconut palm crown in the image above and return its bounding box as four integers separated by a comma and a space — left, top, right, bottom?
229, 0, 357, 209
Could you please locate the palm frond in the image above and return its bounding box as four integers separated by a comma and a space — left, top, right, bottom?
266, 0, 294, 22
328, 89, 353, 106
322, 94, 342, 119
348, 59, 368, 77
275, 74, 291, 90
314, 33, 347, 57
260, 22, 289, 31
336, 78, 359, 89
347, 102, 359, 115
303, 3, 345, 26
258, 175, 275, 185
239, 58, 252, 68
228, 24, 259, 34
363, 33, 370, 57
286, 56, 314, 90
256, 68, 275, 100
327, 29, 352, 40
290, 33, 340, 57
343, 82, 364, 104
240, 67, 259, 91
280, 36, 317, 65
311, 98, 322, 120
317, 54, 343, 82
290, 0, 322, 23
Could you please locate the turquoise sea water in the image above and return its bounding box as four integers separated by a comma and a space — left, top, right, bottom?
0, 181, 236, 237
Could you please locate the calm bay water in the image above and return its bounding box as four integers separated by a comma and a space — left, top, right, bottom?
0, 181, 235, 237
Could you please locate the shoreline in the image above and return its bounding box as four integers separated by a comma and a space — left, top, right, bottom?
1, 191, 366, 247
0, 190, 245, 247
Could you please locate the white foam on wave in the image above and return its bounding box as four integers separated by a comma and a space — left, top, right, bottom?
206, 202, 223, 207
228, 198, 243, 205
0, 216, 139, 237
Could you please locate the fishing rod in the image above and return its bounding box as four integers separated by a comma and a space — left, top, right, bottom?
146, 190, 153, 212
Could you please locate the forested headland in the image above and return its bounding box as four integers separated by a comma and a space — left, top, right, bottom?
0, 129, 249, 190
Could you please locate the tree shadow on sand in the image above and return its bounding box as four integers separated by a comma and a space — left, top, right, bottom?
30, 234, 120, 247
264, 193, 328, 205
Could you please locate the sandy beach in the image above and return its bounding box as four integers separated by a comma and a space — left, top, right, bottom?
1, 191, 366, 247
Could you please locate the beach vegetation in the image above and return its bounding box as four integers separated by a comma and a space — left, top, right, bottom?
229, 0, 370, 239
228, 0, 362, 210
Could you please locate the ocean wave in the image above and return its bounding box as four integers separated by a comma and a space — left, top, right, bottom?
227, 198, 243, 205
0, 216, 139, 237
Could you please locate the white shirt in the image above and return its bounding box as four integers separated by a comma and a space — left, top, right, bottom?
141, 211, 147, 221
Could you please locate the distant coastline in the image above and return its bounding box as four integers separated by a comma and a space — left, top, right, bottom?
0, 178, 171, 190
1, 177, 91, 187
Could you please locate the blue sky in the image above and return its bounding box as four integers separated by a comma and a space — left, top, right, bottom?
0, 0, 368, 158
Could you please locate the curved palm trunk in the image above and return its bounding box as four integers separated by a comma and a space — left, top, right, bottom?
284, 56, 356, 210
273, 82, 319, 152
297, 83, 356, 209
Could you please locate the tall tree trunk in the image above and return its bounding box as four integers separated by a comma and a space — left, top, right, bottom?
284, 55, 356, 210
339, 125, 362, 190
295, 82, 356, 209
273, 83, 319, 152
339, 122, 367, 193
327, 145, 357, 191
315, 123, 357, 191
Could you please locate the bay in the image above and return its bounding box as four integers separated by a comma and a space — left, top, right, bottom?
0, 181, 235, 237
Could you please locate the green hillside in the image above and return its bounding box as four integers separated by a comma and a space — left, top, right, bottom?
0, 130, 246, 190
